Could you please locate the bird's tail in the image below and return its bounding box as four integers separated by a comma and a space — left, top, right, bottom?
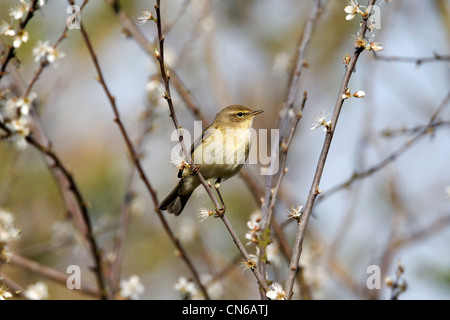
158, 179, 192, 216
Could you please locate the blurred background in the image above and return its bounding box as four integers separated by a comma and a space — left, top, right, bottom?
0, 0, 449, 299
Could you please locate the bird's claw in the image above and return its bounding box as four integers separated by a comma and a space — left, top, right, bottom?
214, 207, 226, 218
191, 165, 200, 175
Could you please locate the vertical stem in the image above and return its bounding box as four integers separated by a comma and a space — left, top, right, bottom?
284, 0, 377, 299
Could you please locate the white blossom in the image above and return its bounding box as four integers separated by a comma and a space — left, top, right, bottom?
197, 206, 213, 222
310, 111, 331, 132
173, 276, 198, 297
287, 204, 303, 221
0, 21, 16, 37
33, 40, 65, 65
0, 209, 21, 244
344, 0, 363, 21
266, 282, 286, 300
0, 284, 13, 300
367, 41, 384, 52
245, 211, 261, 245
119, 275, 145, 300
5, 93, 36, 117
24, 282, 48, 300
12, 29, 28, 48
170, 151, 188, 171
138, 11, 153, 25
9, 0, 31, 21
353, 90, 366, 98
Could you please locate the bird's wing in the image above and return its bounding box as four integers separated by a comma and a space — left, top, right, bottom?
190, 124, 214, 155
176, 124, 214, 177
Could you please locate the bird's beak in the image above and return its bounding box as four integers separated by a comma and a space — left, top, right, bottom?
250, 110, 264, 117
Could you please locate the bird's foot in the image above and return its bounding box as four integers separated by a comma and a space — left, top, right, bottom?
214, 206, 226, 218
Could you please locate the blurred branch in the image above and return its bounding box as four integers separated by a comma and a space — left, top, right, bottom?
153, 0, 269, 295
0, 119, 107, 299
8, 254, 99, 297
386, 261, 407, 300
285, 0, 378, 299
0, 274, 25, 299
259, 0, 324, 298
258, 91, 308, 296
374, 52, 450, 66
261, 0, 324, 230
108, 105, 156, 298
0, 1, 109, 297
319, 90, 450, 202
381, 120, 450, 138
70, 0, 210, 300
23, 25, 69, 98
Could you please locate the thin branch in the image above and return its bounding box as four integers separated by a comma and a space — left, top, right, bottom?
319, 90, 450, 202
257, 92, 308, 297
27, 130, 106, 298
108, 105, 156, 297
23, 25, 69, 98
242, 0, 323, 300
285, 0, 378, 299
261, 0, 323, 229
381, 120, 450, 138
8, 254, 99, 297
374, 52, 450, 66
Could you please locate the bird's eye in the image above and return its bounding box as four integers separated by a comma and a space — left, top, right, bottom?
237, 112, 243, 117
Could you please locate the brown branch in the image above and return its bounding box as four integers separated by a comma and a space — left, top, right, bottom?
381, 120, 450, 138
374, 52, 450, 66
26, 132, 107, 299
285, 0, 378, 299
108, 105, 156, 298
0, 119, 107, 299
319, 90, 450, 202
23, 25, 69, 98
256, 0, 323, 299
8, 254, 99, 297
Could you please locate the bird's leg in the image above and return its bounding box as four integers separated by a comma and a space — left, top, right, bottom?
214, 178, 226, 218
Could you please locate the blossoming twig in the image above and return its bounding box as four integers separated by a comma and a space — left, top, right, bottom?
259, 0, 323, 297
285, 0, 378, 300
0, 0, 40, 81
319, 90, 450, 202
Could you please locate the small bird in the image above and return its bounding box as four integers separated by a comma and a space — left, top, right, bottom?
158, 105, 263, 216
